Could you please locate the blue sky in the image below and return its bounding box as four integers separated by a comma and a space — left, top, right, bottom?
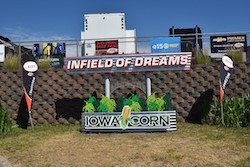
1, 0, 250, 43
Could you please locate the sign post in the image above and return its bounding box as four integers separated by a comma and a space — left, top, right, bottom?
145, 72, 151, 98
105, 74, 110, 98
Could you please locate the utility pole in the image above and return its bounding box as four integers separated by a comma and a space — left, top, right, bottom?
195, 25, 199, 52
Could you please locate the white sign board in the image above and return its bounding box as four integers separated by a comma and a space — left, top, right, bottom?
65, 52, 192, 74
0, 45, 5, 62
82, 111, 176, 133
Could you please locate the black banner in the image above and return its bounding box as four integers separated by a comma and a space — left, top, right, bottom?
210, 35, 247, 53
22, 60, 38, 111
95, 40, 118, 55
219, 55, 233, 103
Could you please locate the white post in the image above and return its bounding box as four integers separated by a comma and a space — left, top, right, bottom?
221, 102, 225, 126
243, 52, 246, 62
76, 41, 79, 57
28, 110, 34, 131
105, 74, 110, 98
145, 72, 151, 98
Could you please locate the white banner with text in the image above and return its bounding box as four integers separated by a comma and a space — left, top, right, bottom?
64, 52, 192, 74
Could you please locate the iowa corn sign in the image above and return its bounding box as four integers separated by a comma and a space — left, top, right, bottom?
82, 107, 176, 133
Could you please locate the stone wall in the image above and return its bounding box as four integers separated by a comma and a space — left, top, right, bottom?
0, 61, 249, 124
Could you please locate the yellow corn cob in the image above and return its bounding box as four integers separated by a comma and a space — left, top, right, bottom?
123, 106, 130, 124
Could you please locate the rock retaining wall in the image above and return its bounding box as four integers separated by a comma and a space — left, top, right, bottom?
0, 62, 249, 124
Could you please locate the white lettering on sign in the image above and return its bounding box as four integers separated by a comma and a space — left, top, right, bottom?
65, 53, 192, 74
104, 59, 113, 68
116, 58, 124, 68
135, 57, 143, 67
124, 58, 132, 67
66, 56, 189, 70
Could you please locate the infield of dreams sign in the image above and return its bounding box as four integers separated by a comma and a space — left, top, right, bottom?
64, 52, 192, 74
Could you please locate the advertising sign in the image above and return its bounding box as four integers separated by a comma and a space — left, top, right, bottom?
22, 60, 38, 130
169, 27, 203, 52
219, 55, 233, 103
151, 37, 181, 53
95, 40, 118, 55
210, 35, 247, 53
82, 110, 176, 133
33, 43, 66, 68
0, 44, 5, 62
64, 52, 192, 74
23, 61, 38, 111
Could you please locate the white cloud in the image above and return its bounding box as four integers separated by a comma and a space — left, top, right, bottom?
3, 27, 73, 42
2, 27, 81, 57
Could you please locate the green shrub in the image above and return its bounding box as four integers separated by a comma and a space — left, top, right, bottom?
82, 102, 95, 112
241, 93, 250, 127
97, 102, 109, 112
97, 94, 116, 112
83, 93, 174, 112
123, 98, 132, 106
163, 93, 174, 110
130, 101, 142, 112
130, 94, 140, 103
147, 101, 158, 111
138, 98, 147, 111
82, 95, 101, 112
147, 93, 166, 111
201, 103, 212, 124
211, 93, 250, 127
116, 96, 125, 112
193, 49, 211, 65
147, 93, 157, 111
0, 103, 12, 134
227, 50, 243, 62
36, 56, 50, 69
122, 94, 142, 112
2, 55, 19, 70
86, 95, 100, 111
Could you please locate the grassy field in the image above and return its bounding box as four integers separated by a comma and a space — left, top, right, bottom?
0, 123, 249, 167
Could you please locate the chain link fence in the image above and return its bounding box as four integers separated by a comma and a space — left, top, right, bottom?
1, 31, 249, 70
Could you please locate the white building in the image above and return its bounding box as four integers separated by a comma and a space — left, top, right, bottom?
81, 13, 136, 56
